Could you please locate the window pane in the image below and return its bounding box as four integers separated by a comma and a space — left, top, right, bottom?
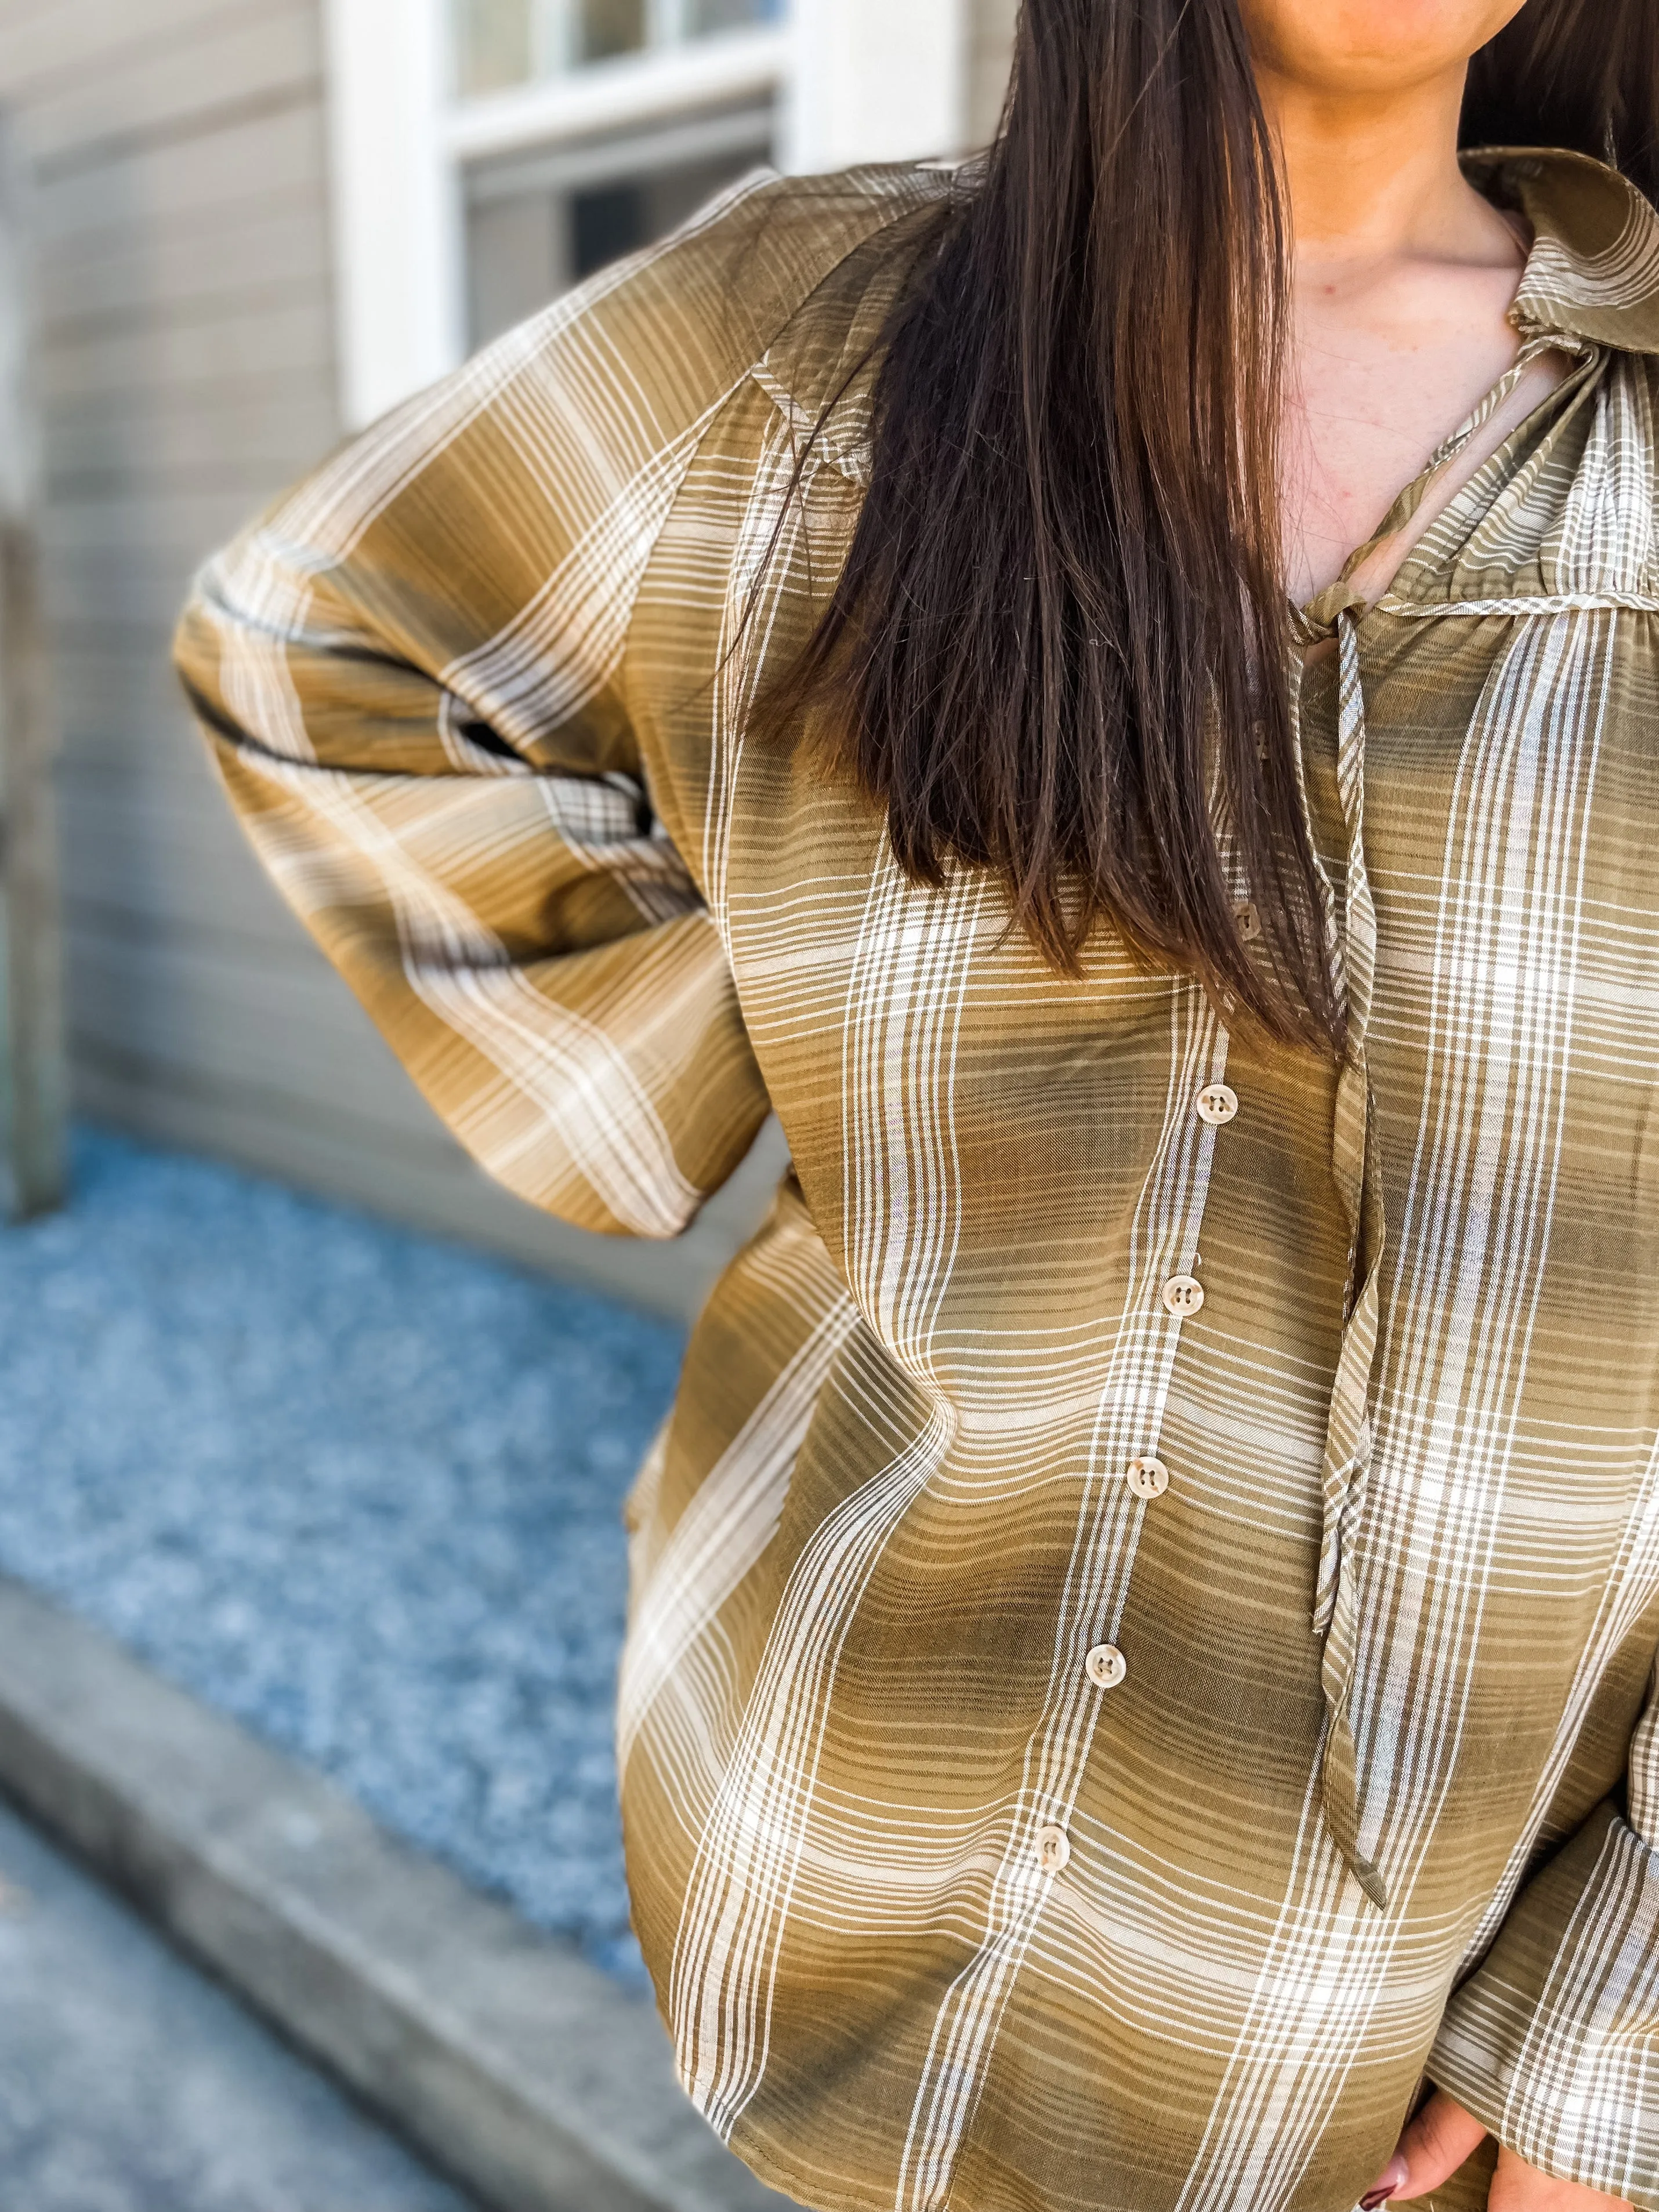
686, 0, 781, 37
622, 154, 762, 262
468, 188, 566, 347
571, 181, 647, 271
455, 0, 785, 91
575, 0, 646, 63
466, 133, 770, 347
454, 0, 535, 93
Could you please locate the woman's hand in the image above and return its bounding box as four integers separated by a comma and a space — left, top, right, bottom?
1364, 2090, 1633, 2212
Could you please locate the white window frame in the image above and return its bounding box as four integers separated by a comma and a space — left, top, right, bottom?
323, 0, 970, 430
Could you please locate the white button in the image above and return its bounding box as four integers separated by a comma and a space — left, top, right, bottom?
1124, 1456, 1169, 1499
1085, 1643, 1127, 1689
1161, 1274, 1204, 1317
1036, 1823, 1071, 1872
1196, 1083, 1238, 1126
1236, 900, 1261, 941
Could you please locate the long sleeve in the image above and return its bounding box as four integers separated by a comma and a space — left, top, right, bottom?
1429, 1658, 1659, 2206
172, 176, 822, 1239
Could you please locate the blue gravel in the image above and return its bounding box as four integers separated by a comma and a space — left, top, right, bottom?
0, 1130, 687, 1987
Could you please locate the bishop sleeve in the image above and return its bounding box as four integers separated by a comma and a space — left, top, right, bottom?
172, 198, 778, 1239
1429, 1655, 1659, 2207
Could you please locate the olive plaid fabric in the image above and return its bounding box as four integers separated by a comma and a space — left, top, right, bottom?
176, 147, 1659, 2212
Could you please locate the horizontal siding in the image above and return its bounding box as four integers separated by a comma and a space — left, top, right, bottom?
66, 920, 450, 1125
42, 187, 332, 335
21, 14, 321, 164
48, 372, 340, 494
3, 0, 771, 1314
50, 639, 229, 778
34, 93, 324, 240
59, 777, 306, 955
0, 0, 298, 89
44, 291, 334, 407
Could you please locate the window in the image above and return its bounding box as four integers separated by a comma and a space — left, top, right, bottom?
323, 0, 979, 431
450, 0, 784, 349
444, 0, 792, 347
454, 0, 782, 93
466, 106, 773, 345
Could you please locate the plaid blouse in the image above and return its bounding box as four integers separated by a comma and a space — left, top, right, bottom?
178, 147, 1659, 2212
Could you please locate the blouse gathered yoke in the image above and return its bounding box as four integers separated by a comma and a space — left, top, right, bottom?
177, 146, 1659, 2212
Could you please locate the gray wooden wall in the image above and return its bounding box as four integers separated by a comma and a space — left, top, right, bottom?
0, 0, 1013, 1320
0, 0, 784, 1319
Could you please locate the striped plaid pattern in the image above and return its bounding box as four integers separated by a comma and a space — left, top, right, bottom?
175, 148, 1659, 2212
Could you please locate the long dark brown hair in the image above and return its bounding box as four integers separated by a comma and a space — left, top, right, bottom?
771, 0, 1659, 1047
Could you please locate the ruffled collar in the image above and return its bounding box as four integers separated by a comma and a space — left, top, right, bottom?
1464, 145, 1659, 354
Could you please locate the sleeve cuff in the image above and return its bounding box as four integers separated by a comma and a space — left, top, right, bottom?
1430, 1800, 1659, 2207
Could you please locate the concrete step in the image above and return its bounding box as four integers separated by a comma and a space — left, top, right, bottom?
0, 1575, 792, 2212
0, 1793, 477, 2210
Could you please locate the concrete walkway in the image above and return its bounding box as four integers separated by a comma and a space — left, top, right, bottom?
0, 1797, 476, 2212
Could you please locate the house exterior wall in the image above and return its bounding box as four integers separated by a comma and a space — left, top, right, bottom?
1, 0, 1012, 1319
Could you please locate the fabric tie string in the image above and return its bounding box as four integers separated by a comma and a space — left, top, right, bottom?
1291, 587, 1390, 1910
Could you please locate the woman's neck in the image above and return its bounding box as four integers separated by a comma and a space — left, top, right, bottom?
1254, 49, 1521, 271
1253, 53, 1534, 602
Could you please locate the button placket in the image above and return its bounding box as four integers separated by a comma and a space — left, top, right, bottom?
1025, 1017, 1233, 1923
1121, 1035, 1241, 1726
1161, 1079, 1241, 1319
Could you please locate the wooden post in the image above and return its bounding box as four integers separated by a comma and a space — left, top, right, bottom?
0, 108, 65, 1222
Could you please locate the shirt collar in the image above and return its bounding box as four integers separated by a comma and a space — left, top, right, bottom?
1462, 146, 1659, 355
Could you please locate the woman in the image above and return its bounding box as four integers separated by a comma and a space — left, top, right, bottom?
176, 1, 1659, 2207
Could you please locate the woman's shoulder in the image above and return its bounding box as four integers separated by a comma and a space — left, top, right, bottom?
541, 162, 956, 449
627, 159, 953, 333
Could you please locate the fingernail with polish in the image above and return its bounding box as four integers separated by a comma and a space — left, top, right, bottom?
1360, 2155, 1410, 2211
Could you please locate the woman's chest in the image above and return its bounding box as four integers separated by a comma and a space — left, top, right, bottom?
1281, 259, 1527, 603
713, 611, 1659, 1388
